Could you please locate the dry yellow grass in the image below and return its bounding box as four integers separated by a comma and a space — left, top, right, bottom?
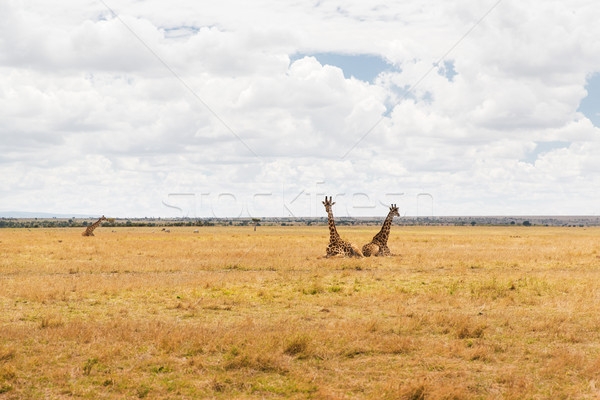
1, 225, 600, 399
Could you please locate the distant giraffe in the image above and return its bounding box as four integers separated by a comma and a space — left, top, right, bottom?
322, 196, 362, 258
362, 204, 400, 257
82, 216, 107, 237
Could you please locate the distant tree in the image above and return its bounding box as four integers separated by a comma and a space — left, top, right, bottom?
251, 218, 260, 231
510, 221, 515, 225
523, 220, 531, 226
471, 221, 476, 226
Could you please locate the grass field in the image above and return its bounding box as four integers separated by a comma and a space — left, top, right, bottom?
1, 225, 600, 399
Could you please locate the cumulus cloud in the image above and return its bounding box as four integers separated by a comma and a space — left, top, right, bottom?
1, 0, 599, 217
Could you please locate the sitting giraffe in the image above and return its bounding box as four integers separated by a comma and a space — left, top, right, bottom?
322, 196, 363, 258
362, 204, 400, 257
82, 215, 108, 237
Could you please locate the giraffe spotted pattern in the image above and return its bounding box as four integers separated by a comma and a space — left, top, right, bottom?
362, 204, 399, 257
82, 216, 107, 237
322, 196, 363, 258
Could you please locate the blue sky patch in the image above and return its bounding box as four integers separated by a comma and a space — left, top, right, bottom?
291, 52, 398, 83
381, 84, 420, 116
577, 73, 600, 127
437, 60, 457, 82
522, 141, 571, 164
163, 25, 200, 39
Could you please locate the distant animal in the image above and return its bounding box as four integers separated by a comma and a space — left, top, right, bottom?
193, 230, 199, 233
362, 204, 400, 257
322, 196, 362, 258
165, 229, 170, 233
82, 216, 108, 237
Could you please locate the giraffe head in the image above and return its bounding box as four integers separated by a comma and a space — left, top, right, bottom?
322, 196, 335, 212
389, 204, 400, 217
100, 215, 107, 221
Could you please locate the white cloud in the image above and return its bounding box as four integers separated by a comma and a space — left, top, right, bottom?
1, 0, 600, 217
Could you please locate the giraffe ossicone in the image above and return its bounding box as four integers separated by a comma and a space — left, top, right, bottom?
322, 196, 363, 258
362, 204, 399, 257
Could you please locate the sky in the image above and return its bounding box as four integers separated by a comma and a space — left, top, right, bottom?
1, 0, 599, 218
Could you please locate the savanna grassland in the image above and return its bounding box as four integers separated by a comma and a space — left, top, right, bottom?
2, 226, 600, 399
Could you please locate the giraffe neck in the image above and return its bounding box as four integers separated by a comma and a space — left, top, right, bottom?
326, 208, 341, 243
88, 218, 104, 232
375, 211, 395, 243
